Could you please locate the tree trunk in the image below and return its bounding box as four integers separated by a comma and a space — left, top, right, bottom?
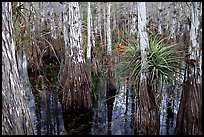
60, 2, 93, 112
170, 2, 176, 41
87, 2, 91, 62
50, 3, 57, 39
175, 2, 202, 135
157, 2, 162, 35
102, 3, 107, 66
105, 2, 116, 135
134, 2, 160, 135
130, 2, 137, 37
2, 2, 34, 135
106, 2, 116, 95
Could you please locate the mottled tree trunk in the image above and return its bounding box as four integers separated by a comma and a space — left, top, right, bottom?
2, 2, 34, 135
134, 2, 160, 135
170, 2, 176, 41
130, 2, 137, 37
175, 2, 202, 135
50, 3, 57, 40
61, 2, 93, 112
157, 2, 162, 35
87, 2, 91, 62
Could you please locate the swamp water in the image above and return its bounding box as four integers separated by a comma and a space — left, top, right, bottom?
27, 61, 181, 135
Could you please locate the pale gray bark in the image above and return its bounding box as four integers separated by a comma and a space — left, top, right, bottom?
50, 3, 57, 39
87, 2, 91, 60
112, 10, 116, 30
189, 2, 202, 83
62, 3, 69, 55
30, 2, 35, 40
170, 2, 176, 41
67, 2, 85, 63
138, 2, 149, 80
103, 3, 106, 48
2, 2, 34, 135
157, 2, 162, 34
130, 2, 137, 36
106, 2, 111, 55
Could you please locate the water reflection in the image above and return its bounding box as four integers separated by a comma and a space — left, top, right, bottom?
29, 74, 65, 135
160, 84, 181, 135
91, 80, 134, 135
91, 78, 109, 135
28, 70, 181, 135
111, 83, 134, 135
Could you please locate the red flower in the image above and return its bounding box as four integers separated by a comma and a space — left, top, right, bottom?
117, 43, 121, 50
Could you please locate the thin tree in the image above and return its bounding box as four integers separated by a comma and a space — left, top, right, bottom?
157, 2, 162, 35
106, 2, 116, 93
2, 2, 34, 135
50, 2, 57, 40
106, 2, 116, 135
87, 2, 91, 63
134, 2, 159, 135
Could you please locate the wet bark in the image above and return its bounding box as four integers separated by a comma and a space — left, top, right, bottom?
2, 2, 34, 135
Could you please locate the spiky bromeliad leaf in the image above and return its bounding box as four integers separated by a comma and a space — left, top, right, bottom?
121, 33, 183, 86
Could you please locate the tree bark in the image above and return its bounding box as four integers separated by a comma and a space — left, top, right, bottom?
157, 2, 162, 35
175, 2, 202, 135
2, 2, 34, 135
106, 2, 116, 135
60, 2, 93, 112
50, 3, 57, 39
87, 2, 91, 61
134, 2, 160, 135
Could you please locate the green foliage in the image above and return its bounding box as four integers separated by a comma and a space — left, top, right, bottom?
120, 34, 183, 86
81, 2, 98, 26
179, 16, 191, 25
147, 34, 183, 84
91, 70, 98, 100
120, 39, 141, 83
12, 2, 30, 50
12, 3, 28, 23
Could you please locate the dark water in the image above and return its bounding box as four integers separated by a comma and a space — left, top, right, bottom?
27, 70, 181, 135
91, 79, 134, 135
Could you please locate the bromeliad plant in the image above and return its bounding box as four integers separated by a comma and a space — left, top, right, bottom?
121, 33, 183, 88
147, 34, 183, 92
